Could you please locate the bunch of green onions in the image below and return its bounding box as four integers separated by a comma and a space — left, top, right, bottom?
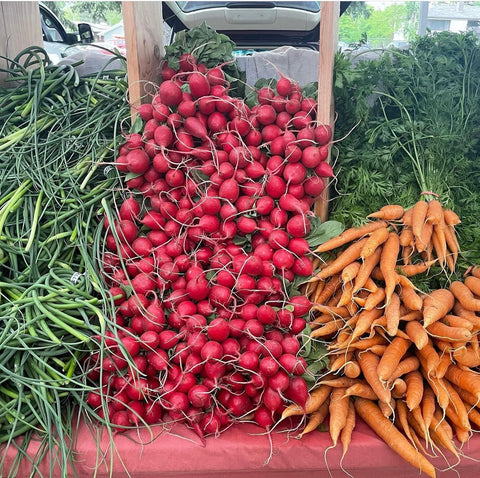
0, 46, 130, 477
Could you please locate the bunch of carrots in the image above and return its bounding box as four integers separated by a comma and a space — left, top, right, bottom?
289, 199, 480, 478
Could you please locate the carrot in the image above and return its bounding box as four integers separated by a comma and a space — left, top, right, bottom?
429, 410, 459, 458
340, 400, 356, 462
358, 350, 391, 404
337, 281, 354, 307
442, 314, 474, 331
310, 313, 338, 329
449, 280, 480, 312
443, 209, 461, 226
367, 204, 405, 221
396, 261, 436, 277
310, 319, 345, 338
453, 345, 480, 368
341, 308, 383, 345
411, 200, 429, 244
404, 321, 428, 351
388, 355, 420, 382
385, 292, 401, 336
467, 407, 480, 428
431, 224, 447, 268
452, 301, 480, 328
471, 265, 480, 279
341, 261, 362, 283
329, 387, 350, 446
399, 226, 414, 247
465, 275, 480, 297
401, 245, 414, 265
391, 378, 407, 398
314, 221, 387, 253
318, 377, 361, 388
297, 399, 330, 438
425, 199, 444, 225
435, 352, 452, 380
444, 364, 480, 401
379, 398, 396, 418
360, 225, 390, 259
444, 225, 459, 266
398, 285, 423, 311
422, 289, 455, 327
364, 287, 386, 311
422, 385, 437, 439
369, 344, 388, 356
314, 238, 369, 282
354, 398, 437, 478
405, 370, 424, 411
281, 385, 332, 419
400, 310, 423, 322
451, 423, 470, 445
328, 351, 353, 373
443, 379, 470, 431
311, 279, 326, 302
311, 304, 349, 317
343, 381, 378, 400
396, 399, 417, 447
402, 207, 414, 227
331, 334, 388, 352
415, 339, 441, 377
377, 336, 412, 382
426, 321, 472, 342
380, 232, 401, 306
344, 360, 361, 379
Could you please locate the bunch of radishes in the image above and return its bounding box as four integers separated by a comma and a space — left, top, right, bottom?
85, 52, 333, 438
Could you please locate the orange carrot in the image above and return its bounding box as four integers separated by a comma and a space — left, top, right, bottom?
426, 321, 472, 342
391, 378, 407, 398
354, 398, 436, 478
319, 377, 362, 388
444, 364, 480, 401
398, 285, 423, 311
453, 345, 480, 368
422, 289, 455, 327
443, 209, 461, 226
443, 379, 470, 431
281, 385, 332, 418
367, 204, 405, 221
341, 261, 362, 283
452, 301, 480, 328
465, 275, 480, 296
402, 207, 414, 227
364, 287, 386, 311
360, 225, 390, 259
425, 199, 444, 225
342, 308, 383, 345
405, 370, 424, 411
431, 224, 447, 268
471, 266, 480, 279
314, 238, 369, 281
404, 321, 429, 351
396, 261, 436, 277
297, 399, 330, 438
328, 352, 353, 373
411, 200, 429, 243
442, 314, 474, 331
343, 381, 378, 400
430, 410, 459, 458
422, 385, 436, 438
399, 226, 414, 247
310, 319, 344, 338
337, 281, 354, 307
344, 360, 361, 378
435, 352, 452, 379
401, 245, 414, 265
329, 387, 350, 446
388, 355, 420, 382
380, 232, 401, 306
340, 400, 356, 462
314, 221, 387, 253
385, 291, 401, 336
450, 280, 480, 312
330, 334, 388, 352
400, 310, 423, 322
379, 398, 396, 418
358, 350, 391, 404
415, 339, 441, 377
444, 225, 459, 265
396, 399, 418, 448
377, 336, 412, 382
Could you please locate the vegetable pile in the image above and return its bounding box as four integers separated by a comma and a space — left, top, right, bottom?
0, 47, 129, 476
298, 197, 480, 476
84, 29, 337, 438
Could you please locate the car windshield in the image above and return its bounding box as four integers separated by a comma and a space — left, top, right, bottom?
176, 1, 320, 13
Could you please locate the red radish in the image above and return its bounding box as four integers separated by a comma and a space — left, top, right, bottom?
269, 229, 289, 249
292, 256, 314, 276
270, 207, 288, 228
219, 178, 240, 202
285, 376, 309, 409
257, 304, 277, 325
238, 351, 259, 371
110, 410, 131, 433
188, 384, 212, 409
125, 149, 150, 174
314, 124, 332, 145
263, 387, 282, 412
284, 143, 302, 163
228, 393, 252, 417
207, 318, 230, 342
261, 124, 282, 142
144, 401, 163, 425
206, 67, 225, 85
159, 80, 183, 106
188, 72, 210, 98
260, 356, 279, 377
276, 76, 293, 97
279, 353, 307, 375
179, 53, 196, 71
254, 406, 274, 429
314, 160, 334, 178
304, 175, 325, 197
286, 214, 311, 238
283, 163, 306, 185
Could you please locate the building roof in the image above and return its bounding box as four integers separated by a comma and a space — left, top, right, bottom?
427, 3, 480, 20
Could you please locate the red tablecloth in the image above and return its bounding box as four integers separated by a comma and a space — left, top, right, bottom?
3, 418, 480, 477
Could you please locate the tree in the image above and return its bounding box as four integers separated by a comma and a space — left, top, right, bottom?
43, 1, 122, 26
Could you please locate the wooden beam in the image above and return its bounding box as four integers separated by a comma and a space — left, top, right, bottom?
122, 1, 164, 114
314, 1, 340, 222
0, 1, 43, 85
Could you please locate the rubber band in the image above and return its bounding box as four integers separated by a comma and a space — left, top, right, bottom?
420, 190, 439, 198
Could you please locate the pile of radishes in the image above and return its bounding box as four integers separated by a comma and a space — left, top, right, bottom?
85, 52, 334, 438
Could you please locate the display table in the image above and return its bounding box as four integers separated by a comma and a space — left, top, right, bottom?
3, 418, 480, 477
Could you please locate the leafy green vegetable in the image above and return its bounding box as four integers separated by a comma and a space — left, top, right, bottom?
306, 217, 345, 249
164, 22, 246, 97
331, 31, 480, 274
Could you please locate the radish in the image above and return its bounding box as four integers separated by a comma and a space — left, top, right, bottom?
286, 214, 311, 238
314, 123, 332, 145
124, 149, 150, 175
276, 76, 293, 97
207, 318, 230, 342
254, 406, 274, 429
159, 80, 183, 106
188, 71, 210, 98
285, 376, 309, 409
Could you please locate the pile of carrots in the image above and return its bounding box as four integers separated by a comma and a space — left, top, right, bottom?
291, 199, 480, 478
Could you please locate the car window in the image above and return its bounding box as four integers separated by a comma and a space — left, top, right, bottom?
41, 9, 66, 42
175, 1, 320, 13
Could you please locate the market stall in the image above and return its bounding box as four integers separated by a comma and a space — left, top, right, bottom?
1, 2, 480, 478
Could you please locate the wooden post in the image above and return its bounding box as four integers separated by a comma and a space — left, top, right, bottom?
0, 2, 43, 85
122, 1, 165, 115
314, 1, 340, 222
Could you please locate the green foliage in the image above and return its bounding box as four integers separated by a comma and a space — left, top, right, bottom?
331, 31, 480, 269
44, 1, 122, 26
